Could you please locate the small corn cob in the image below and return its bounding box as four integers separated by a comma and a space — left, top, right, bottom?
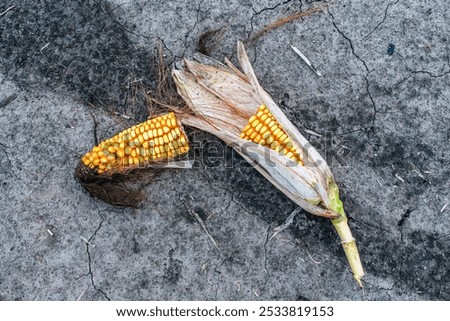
81, 112, 189, 174
240, 104, 303, 164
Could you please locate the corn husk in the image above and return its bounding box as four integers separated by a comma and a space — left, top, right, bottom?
172, 42, 364, 286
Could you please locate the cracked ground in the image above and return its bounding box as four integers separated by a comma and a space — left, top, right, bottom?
1, 0, 449, 300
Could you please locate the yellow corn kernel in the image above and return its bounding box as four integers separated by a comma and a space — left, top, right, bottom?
240, 105, 302, 165
262, 131, 271, 139
81, 112, 189, 173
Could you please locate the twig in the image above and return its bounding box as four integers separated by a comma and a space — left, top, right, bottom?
412, 169, 426, 181
113, 111, 131, 119
246, 4, 327, 43
395, 173, 404, 183
40, 43, 50, 51
305, 249, 321, 264
182, 200, 221, 252
290, 44, 323, 76
269, 208, 302, 241
441, 203, 448, 213
304, 128, 322, 137
0, 5, 15, 16
76, 287, 88, 301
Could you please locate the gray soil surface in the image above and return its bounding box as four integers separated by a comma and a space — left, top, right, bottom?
1, 0, 449, 300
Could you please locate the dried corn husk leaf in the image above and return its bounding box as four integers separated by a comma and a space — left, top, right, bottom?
173, 42, 364, 286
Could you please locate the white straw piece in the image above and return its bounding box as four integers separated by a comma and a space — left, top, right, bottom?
290, 44, 323, 77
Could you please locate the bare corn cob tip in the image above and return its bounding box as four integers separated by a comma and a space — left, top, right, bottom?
81, 112, 189, 174
240, 105, 303, 165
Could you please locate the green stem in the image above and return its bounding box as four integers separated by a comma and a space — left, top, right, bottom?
328, 183, 364, 287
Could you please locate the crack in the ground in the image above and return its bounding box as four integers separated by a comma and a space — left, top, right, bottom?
0, 93, 18, 109
365, 279, 401, 295
156, 37, 176, 65
0, 142, 22, 182
396, 48, 450, 85
85, 216, 110, 300
364, 0, 400, 39
0, 256, 26, 270
328, 8, 379, 131
248, 0, 295, 39
223, 190, 234, 213
200, 173, 272, 224
91, 0, 152, 41
395, 184, 432, 242
351, 217, 396, 236
213, 258, 227, 300
397, 207, 413, 241
395, 69, 450, 87
87, 109, 99, 146
257, 226, 274, 297
184, 0, 205, 55
408, 69, 450, 79
230, 192, 272, 224
263, 225, 271, 276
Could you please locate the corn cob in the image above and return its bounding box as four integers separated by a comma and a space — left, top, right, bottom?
173, 41, 365, 287
240, 104, 303, 164
81, 112, 189, 174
